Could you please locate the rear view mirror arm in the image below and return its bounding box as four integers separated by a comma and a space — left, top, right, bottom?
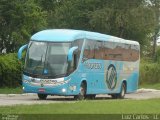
67, 46, 78, 61
18, 44, 28, 60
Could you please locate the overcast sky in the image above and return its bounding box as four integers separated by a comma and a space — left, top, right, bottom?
157, 36, 160, 42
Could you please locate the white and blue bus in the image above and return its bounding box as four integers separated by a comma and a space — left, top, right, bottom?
18, 29, 140, 100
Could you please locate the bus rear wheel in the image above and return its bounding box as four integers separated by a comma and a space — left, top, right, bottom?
111, 94, 118, 99
111, 82, 126, 99
38, 94, 47, 100
118, 82, 126, 99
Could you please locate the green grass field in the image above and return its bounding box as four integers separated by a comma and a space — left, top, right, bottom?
0, 87, 159, 120
0, 99, 160, 114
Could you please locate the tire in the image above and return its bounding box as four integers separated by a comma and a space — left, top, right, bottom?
75, 82, 86, 100
111, 82, 126, 99
111, 94, 118, 99
38, 94, 47, 100
86, 94, 96, 100
118, 82, 126, 99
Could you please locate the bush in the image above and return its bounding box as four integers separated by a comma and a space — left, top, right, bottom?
155, 47, 160, 63
140, 61, 160, 84
0, 53, 22, 87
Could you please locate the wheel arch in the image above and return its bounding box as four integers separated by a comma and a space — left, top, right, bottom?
80, 79, 87, 93
81, 80, 87, 88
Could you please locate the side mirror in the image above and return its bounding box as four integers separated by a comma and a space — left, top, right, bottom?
67, 46, 78, 61
18, 44, 28, 60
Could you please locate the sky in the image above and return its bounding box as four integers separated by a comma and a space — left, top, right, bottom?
157, 36, 160, 42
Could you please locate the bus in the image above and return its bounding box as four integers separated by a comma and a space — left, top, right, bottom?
18, 29, 140, 100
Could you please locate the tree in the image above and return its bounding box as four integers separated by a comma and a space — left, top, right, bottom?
48, 0, 155, 52
149, 0, 160, 59
0, 0, 47, 53
36, 0, 67, 29
90, 0, 155, 46
0, 0, 157, 55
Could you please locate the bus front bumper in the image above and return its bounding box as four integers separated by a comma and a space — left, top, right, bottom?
23, 82, 69, 95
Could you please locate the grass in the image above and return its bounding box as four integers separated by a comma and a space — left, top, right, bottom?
0, 87, 22, 94
0, 86, 159, 120
0, 99, 160, 114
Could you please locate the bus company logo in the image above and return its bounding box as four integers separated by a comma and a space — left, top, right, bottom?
106, 64, 117, 89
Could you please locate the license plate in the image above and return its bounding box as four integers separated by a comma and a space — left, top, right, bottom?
38, 88, 45, 92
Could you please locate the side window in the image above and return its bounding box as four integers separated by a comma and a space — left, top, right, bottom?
121, 43, 126, 61
123, 44, 140, 61
83, 40, 95, 59
104, 41, 139, 61
104, 41, 114, 60
95, 41, 104, 59
130, 44, 139, 61
104, 41, 123, 61
83, 40, 104, 60
114, 43, 123, 61
123, 44, 131, 61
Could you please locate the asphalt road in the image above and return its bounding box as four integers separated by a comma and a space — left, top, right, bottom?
0, 89, 160, 106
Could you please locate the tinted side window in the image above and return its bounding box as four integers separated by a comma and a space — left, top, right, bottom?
104, 41, 139, 61
114, 43, 123, 61
129, 44, 139, 61
83, 40, 95, 59
95, 41, 104, 59
104, 41, 115, 60
83, 40, 139, 61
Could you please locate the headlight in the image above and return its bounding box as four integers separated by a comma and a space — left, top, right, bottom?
62, 88, 66, 93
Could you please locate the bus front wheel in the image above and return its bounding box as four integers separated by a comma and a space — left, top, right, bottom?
86, 94, 96, 100
74, 82, 86, 100
38, 94, 47, 100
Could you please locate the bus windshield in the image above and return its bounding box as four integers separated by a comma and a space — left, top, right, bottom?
24, 41, 71, 78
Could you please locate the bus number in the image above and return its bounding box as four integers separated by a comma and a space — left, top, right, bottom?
84, 62, 102, 69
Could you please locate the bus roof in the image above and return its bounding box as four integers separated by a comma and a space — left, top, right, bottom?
31, 29, 139, 45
